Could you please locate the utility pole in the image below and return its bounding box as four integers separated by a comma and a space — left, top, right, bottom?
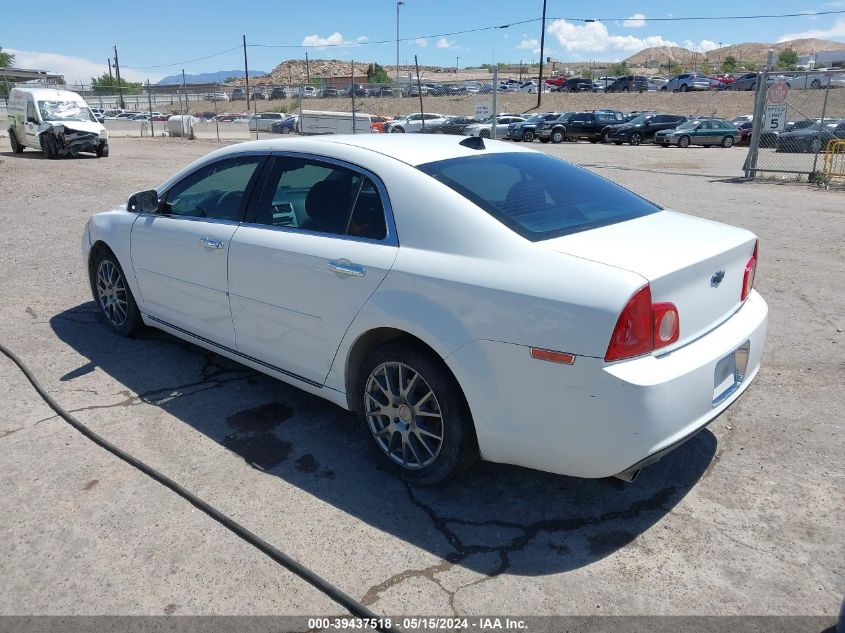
113, 45, 125, 109
243, 34, 250, 110
396, 1, 404, 94
305, 51, 310, 83
536, 0, 547, 109
107, 59, 113, 82
456, 56, 460, 74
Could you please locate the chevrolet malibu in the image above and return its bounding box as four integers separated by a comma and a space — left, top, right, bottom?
82, 135, 767, 484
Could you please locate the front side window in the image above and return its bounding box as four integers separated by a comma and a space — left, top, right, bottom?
253, 157, 388, 240
162, 156, 264, 220
418, 152, 659, 241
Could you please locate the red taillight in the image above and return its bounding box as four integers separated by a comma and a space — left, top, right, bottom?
605, 285, 653, 362
653, 303, 680, 349
605, 286, 682, 362
741, 240, 758, 302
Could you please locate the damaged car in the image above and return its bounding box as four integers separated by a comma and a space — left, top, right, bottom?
7, 87, 109, 159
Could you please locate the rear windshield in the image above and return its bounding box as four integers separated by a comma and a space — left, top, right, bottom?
417, 152, 660, 241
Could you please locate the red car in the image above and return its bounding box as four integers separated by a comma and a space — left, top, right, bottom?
370, 115, 393, 133
736, 121, 753, 144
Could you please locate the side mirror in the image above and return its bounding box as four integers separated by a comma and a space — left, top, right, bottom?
127, 190, 160, 213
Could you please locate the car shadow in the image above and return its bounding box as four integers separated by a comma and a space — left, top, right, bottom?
0, 150, 97, 160
50, 302, 716, 577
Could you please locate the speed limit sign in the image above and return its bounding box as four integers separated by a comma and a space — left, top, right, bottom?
765, 104, 787, 131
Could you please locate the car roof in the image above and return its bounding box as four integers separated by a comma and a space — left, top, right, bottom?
12, 87, 87, 102
213, 134, 536, 167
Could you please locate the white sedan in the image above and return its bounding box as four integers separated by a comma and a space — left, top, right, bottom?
82, 135, 767, 484
463, 115, 526, 138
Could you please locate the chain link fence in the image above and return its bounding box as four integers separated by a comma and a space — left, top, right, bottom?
744, 69, 845, 179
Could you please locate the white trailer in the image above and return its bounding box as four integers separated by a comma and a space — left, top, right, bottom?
299, 110, 372, 135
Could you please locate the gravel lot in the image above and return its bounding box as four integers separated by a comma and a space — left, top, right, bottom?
0, 137, 842, 623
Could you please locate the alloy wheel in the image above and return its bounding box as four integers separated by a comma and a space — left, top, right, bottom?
96, 259, 129, 328
364, 361, 444, 469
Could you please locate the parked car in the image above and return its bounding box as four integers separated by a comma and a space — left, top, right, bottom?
463, 115, 526, 138
712, 74, 737, 86
211, 113, 243, 123
775, 119, 845, 153
606, 75, 650, 93
422, 116, 479, 135
562, 78, 595, 93
562, 110, 627, 142
648, 75, 668, 88
6, 87, 109, 158
208, 92, 230, 102
269, 116, 298, 134
517, 81, 551, 94
369, 115, 394, 133
783, 73, 831, 90
726, 73, 779, 91
116, 112, 142, 119
736, 121, 753, 145
385, 112, 447, 133
248, 112, 291, 132
269, 87, 287, 100
663, 73, 715, 92
534, 112, 578, 143
231, 88, 246, 101
374, 86, 399, 97
604, 113, 688, 145
508, 112, 566, 142
655, 118, 740, 148
85, 135, 767, 484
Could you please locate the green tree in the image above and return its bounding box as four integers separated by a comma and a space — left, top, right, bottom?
222, 76, 239, 84
777, 48, 798, 70
610, 61, 629, 76
721, 55, 738, 73
366, 62, 390, 84
700, 60, 715, 75
90, 73, 142, 95
0, 47, 14, 68
582, 68, 593, 80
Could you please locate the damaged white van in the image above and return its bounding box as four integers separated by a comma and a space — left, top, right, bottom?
7, 87, 109, 158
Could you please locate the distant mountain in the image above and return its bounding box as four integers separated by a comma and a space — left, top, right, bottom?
624, 38, 845, 68
156, 70, 269, 85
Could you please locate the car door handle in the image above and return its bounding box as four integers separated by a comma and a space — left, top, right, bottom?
199, 237, 224, 249
327, 259, 365, 277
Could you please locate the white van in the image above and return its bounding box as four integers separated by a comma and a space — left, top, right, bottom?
299, 110, 372, 135
7, 87, 109, 158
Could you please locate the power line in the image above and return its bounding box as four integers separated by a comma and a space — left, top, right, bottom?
120, 9, 845, 68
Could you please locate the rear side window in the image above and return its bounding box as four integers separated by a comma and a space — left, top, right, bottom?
418, 153, 659, 241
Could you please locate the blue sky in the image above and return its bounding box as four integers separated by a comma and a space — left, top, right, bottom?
5, 0, 845, 83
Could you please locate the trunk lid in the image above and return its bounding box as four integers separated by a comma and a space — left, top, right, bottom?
540, 210, 757, 352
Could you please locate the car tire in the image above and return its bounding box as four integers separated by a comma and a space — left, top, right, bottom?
660, 86, 667, 92
810, 138, 823, 153
630, 132, 642, 146
41, 134, 59, 159
550, 129, 564, 144
90, 248, 142, 337
678, 135, 691, 148
522, 130, 535, 142
721, 136, 734, 148
95, 141, 109, 158
601, 129, 610, 143
750, 82, 757, 91
680, 84, 689, 92
9, 130, 24, 153
392, 126, 405, 133
281, 126, 290, 134
357, 342, 478, 485
622, 87, 630, 92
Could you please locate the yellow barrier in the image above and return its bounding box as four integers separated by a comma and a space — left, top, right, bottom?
822, 139, 845, 180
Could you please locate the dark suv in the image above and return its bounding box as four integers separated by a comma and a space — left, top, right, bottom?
606, 75, 650, 93
508, 112, 569, 142
534, 112, 578, 143
561, 110, 626, 142
562, 77, 595, 93
604, 113, 688, 145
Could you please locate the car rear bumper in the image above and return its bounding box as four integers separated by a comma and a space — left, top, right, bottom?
446, 290, 768, 479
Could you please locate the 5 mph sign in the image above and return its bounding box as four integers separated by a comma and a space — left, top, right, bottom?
765, 81, 789, 132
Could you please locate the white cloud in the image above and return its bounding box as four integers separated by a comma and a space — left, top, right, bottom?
517, 38, 540, 50
683, 39, 719, 52
301, 32, 367, 48
414, 38, 428, 47
777, 17, 845, 41
546, 19, 677, 58
436, 37, 457, 49
7, 48, 162, 84
623, 13, 647, 28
